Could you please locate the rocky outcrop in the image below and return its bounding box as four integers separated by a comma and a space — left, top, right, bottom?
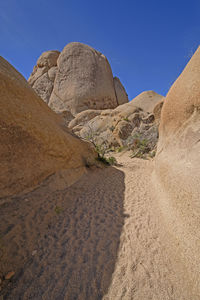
113, 77, 129, 105
58, 110, 74, 126
131, 90, 164, 113
153, 100, 164, 123
28, 50, 60, 104
28, 42, 128, 114
68, 109, 102, 129
0, 56, 97, 198
154, 47, 200, 295
69, 95, 161, 157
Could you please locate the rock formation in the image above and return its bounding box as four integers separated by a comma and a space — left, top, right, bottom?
113, 76, 129, 105
28, 50, 60, 104
154, 47, 200, 295
0, 56, 97, 198
131, 90, 164, 113
152, 99, 164, 123
68, 94, 162, 157
28, 42, 128, 115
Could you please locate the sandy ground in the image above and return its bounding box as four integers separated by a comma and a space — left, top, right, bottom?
0, 152, 196, 299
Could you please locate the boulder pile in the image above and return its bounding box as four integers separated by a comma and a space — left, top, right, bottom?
28, 42, 128, 115
68, 91, 164, 157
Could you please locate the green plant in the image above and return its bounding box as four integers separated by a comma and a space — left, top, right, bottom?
130, 135, 150, 159
95, 144, 106, 158
149, 150, 156, 158
115, 146, 125, 153
96, 156, 109, 165
123, 117, 130, 122
55, 206, 63, 214
96, 155, 117, 165
83, 124, 116, 165
107, 156, 117, 165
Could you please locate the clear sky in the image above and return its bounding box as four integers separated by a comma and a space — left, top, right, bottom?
0, 0, 200, 100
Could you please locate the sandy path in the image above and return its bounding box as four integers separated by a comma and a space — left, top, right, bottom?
0, 152, 193, 299
103, 153, 190, 300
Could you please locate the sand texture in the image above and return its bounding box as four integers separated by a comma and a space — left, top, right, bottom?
0, 153, 198, 299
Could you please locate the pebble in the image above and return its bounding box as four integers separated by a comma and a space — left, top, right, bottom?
32, 250, 37, 256
5, 271, 15, 280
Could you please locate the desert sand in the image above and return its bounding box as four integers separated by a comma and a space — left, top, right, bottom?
1, 152, 196, 300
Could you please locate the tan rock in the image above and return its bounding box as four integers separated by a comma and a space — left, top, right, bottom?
0, 57, 97, 198
49, 42, 118, 114
111, 101, 142, 117
75, 100, 158, 150
113, 120, 133, 143
28, 51, 60, 104
153, 99, 164, 123
48, 66, 58, 82
28, 43, 129, 115
68, 109, 102, 129
113, 77, 129, 105
155, 47, 200, 294
100, 109, 113, 116
131, 90, 164, 113
59, 110, 74, 126
32, 72, 54, 104
37, 50, 60, 68
28, 66, 48, 86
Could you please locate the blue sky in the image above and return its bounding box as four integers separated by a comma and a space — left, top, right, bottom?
0, 0, 200, 100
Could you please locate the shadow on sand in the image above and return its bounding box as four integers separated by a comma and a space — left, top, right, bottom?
1, 166, 125, 299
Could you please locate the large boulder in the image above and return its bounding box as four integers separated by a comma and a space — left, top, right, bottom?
113, 77, 129, 105
0, 56, 97, 198
28, 50, 60, 104
154, 47, 200, 294
49, 42, 118, 114
131, 90, 164, 113
28, 42, 129, 115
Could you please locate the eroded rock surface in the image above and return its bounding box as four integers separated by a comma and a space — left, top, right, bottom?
69, 95, 163, 157
131, 90, 164, 113
154, 47, 200, 296
28, 43, 128, 114
28, 51, 60, 104
0, 56, 97, 198
113, 76, 129, 105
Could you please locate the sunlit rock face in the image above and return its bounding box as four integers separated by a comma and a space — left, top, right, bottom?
155, 47, 200, 294
29, 42, 128, 115
28, 50, 60, 104
131, 90, 164, 113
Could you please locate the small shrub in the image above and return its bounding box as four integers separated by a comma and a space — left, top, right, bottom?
149, 150, 156, 158
96, 155, 117, 166
82, 125, 116, 165
55, 206, 63, 214
95, 144, 106, 158
123, 117, 130, 122
107, 156, 117, 165
115, 146, 125, 153
96, 156, 109, 165
130, 135, 150, 159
